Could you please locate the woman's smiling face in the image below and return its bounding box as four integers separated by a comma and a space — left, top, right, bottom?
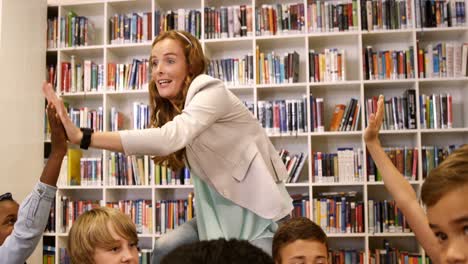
151, 38, 189, 102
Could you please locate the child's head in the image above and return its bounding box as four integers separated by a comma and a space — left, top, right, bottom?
68, 207, 139, 264
160, 238, 274, 264
421, 144, 468, 263
272, 217, 328, 264
148, 30, 207, 171
0, 193, 18, 246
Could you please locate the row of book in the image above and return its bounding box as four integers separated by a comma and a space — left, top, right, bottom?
309, 48, 347, 82
43, 245, 55, 264
59, 198, 102, 233
291, 194, 311, 218
68, 106, 103, 132
107, 59, 151, 91
308, 0, 359, 33
312, 149, 364, 183
108, 153, 152, 186
255, 3, 306, 36
368, 200, 410, 234
61, 59, 105, 93
313, 194, 365, 233
369, 241, 423, 264
109, 12, 153, 44
361, 0, 414, 31
155, 195, 195, 235
312, 97, 361, 132
46, 17, 59, 49
330, 250, 365, 264
415, 0, 466, 28
257, 98, 308, 135
204, 5, 253, 39
417, 42, 468, 78
365, 91, 417, 131
65, 152, 190, 187
110, 103, 151, 132
154, 9, 202, 39
154, 165, 191, 186
256, 48, 300, 84
45, 200, 55, 233
420, 93, 453, 129
132, 102, 151, 130
106, 200, 153, 234
59, 12, 94, 48
367, 146, 418, 182
140, 250, 152, 264
206, 56, 255, 86
279, 150, 308, 183
47, 2, 466, 49
110, 107, 124, 132
364, 46, 415, 80
421, 145, 458, 178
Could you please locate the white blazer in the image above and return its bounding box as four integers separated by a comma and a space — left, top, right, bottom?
120, 74, 293, 220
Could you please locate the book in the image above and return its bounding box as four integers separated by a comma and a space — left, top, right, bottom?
67, 149, 82, 186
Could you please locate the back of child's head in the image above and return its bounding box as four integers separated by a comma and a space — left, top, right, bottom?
160, 238, 274, 264
67, 207, 138, 264
421, 144, 468, 207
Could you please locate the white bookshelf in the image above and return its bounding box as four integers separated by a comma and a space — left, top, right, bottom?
44, 0, 468, 263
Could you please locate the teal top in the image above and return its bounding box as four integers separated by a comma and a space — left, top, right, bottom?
192, 174, 278, 241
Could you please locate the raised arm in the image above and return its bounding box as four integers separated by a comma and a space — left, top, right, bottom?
42, 81, 124, 152
0, 105, 67, 263
364, 95, 440, 262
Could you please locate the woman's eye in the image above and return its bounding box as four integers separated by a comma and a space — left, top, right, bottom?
463, 226, 468, 235
167, 59, 175, 64
111, 247, 120, 252
151, 61, 158, 67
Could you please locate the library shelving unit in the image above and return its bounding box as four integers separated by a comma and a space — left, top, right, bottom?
44, 0, 468, 263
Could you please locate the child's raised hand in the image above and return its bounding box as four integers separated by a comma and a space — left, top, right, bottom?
364, 95, 384, 145
47, 104, 67, 156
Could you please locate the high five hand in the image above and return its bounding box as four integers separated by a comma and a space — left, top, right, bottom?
42, 81, 82, 145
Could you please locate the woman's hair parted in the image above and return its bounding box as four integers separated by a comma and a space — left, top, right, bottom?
149, 30, 208, 170
67, 207, 138, 264
421, 144, 468, 207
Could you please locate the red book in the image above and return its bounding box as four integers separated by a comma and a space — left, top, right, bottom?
447, 94, 453, 128
348, 3, 353, 28
418, 48, 425, 78
412, 147, 418, 180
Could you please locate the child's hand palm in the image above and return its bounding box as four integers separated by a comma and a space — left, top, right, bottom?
364, 95, 384, 144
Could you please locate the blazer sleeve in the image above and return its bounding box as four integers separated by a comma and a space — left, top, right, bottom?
120, 79, 231, 156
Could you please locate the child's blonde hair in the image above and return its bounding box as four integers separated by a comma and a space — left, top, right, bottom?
421, 144, 468, 207
67, 207, 138, 264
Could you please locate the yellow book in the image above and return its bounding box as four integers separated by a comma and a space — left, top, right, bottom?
256, 45, 260, 84
68, 148, 82, 186
155, 163, 161, 185
188, 192, 193, 220
137, 157, 145, 186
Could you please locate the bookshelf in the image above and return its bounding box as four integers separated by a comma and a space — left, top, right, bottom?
44, 0, 468, 263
